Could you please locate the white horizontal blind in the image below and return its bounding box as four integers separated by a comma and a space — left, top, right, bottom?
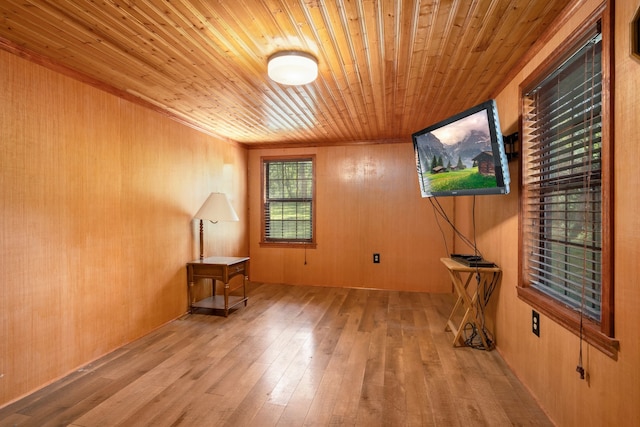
522, 27, 602, 321
264, 158, 313, 242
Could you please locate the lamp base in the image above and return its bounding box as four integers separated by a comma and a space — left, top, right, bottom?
199, 219, 204, 260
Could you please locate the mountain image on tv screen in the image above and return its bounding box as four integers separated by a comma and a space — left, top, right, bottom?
412, 100, 510, 198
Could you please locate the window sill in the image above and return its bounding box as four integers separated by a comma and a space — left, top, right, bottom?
517, 286, 619, 360
259, 241, 316, 249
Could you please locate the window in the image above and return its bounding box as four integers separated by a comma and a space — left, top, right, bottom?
518, 18, 617, 358
261, 156, 316, 247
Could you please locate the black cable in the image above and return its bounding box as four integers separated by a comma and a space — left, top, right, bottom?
463, 321, 494, 350
472, 195, 479, 257
429, 194, 496, 350
471, 195, 497, 349
576, 45, 598, 381
429, 197, 450, 256
428, 196, 484, 259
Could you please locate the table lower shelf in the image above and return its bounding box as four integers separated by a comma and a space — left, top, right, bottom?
190, 295, 248, 315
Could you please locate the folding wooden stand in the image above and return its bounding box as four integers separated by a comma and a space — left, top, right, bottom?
441, 257, 502, 350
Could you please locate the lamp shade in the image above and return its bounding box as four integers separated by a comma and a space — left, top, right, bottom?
268, 51, 318, 85
194, 192, 239, 223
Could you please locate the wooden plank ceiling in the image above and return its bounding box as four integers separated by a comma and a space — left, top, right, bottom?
0, 0, 570, 147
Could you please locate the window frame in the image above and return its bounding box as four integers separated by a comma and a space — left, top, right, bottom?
517, 5, 618, 359
260, 155, 317, 248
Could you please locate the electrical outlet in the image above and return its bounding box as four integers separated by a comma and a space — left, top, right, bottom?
373, 253, 380, 263
532, 310, 540, 337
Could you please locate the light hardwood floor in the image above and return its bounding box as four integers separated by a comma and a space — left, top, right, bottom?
0, 282, 553, 426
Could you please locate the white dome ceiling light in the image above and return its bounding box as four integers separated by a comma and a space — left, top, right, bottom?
267, 51, 318, 85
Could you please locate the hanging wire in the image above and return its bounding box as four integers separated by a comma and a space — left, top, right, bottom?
430, 195, 495, 350
428, 196, 484, 259
577, 32, 598, 380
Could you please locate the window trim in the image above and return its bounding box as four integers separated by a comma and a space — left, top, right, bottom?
517, 4, 618, 359
260, 155, 317, 249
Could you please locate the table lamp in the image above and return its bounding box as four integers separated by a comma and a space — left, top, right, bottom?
194, 192, 239, 260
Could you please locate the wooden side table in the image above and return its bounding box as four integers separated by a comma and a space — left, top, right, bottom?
186, 256, 249, 317
441, 257, 501, 350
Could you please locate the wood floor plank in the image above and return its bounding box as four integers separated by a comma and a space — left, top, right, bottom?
304, 293, 369, 425
382, 291, 408, 427
247, 402, 286, 427
329, 329, 370, 425
358, 289, 389, 333
212, 360, 273, 424
355, 293, 388, 426
0, 283, 553, 427
170, 390, 222, 426
266, 326, 329, 407
71, 382, 166, 426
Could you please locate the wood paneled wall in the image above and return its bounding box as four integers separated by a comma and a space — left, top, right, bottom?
0, 50, 248, 406
454, 0, 640, 425
248, 145, 455, 293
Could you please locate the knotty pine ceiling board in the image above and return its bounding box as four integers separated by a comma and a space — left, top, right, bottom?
0, 0, 571, 147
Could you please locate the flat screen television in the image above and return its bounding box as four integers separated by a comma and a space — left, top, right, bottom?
412, 99, 510, 198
